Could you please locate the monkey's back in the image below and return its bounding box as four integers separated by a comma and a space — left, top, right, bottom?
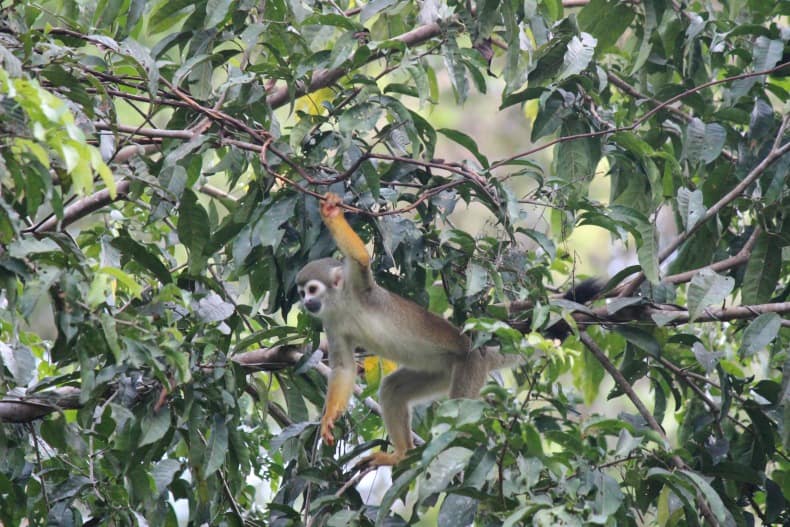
347, 285, 470, 372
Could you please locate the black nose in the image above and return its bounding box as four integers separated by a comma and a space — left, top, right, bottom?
304, 298, 321, 313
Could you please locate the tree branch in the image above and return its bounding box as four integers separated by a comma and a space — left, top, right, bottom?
491, 62, 789, 170
620, 116, 790, 296
579, 331, 720, 526
0, 344, 418, 448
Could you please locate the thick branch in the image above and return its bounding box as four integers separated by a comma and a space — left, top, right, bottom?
1, 345, 395, 442
32, 180, 131, 233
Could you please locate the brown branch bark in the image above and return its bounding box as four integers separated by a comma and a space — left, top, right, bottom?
606, 72, 737, 162
660, 227, 761, 285
579, 332, 720, 526
266, 22, 446, 109
2, 344, 424, 446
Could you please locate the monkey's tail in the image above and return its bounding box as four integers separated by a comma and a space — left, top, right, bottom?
545, 278, 604, 340
562, 278, 604, 304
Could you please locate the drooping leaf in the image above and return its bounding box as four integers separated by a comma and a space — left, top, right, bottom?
739, 313, 781, 357
203, 416, 229, 477
635, 221, 660, 284
687, 269, 734, 322
741, 232, 781, 304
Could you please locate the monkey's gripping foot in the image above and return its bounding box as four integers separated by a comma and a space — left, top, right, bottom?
320, 192, 343, 219
355, 450, 405, 469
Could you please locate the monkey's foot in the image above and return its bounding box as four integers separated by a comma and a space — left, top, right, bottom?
320, 192, 343, 219
356, 450, 405, 469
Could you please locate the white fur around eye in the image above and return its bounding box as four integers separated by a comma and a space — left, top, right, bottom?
305, 280, 326, 296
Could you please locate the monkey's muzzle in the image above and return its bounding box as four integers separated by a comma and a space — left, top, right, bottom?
303, 298, 321, 314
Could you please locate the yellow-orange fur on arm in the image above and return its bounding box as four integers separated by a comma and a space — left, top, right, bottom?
320, 193, 370, 268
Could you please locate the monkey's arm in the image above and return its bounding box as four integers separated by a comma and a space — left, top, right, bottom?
320, 334, 356, 445
320, 193, 370, 270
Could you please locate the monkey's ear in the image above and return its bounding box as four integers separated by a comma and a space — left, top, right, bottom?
331, 266, 344, 288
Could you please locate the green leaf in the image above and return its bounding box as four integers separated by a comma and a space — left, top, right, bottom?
203, 416, 229, 477
578, 0, 635, 51
635, 221, 660, 284
140, 407, 171, 446
98, 267, 143, 298
338, 102, 383, 135
683, 118, 726, 164
0, 201, 17, 244
270, 421, 315, 451
614, 326, 660, 358
517, 228, 556, 260
151, 459, 181, 496
531, 90, 572, 141
555, 120, 599, 202
196, 291, 234, 322
254, 198, 295, 248
739, 313, 781, 357
177, 189, 211, 261
558, 33, 597, 79
360, 0, 398, 23
376, 468, 419, 527
437, 128, 489, 168
573, 346, 606, 404
150, 0, 196, 34
592, 470, 625, 517
686, 269, 734, 322
465, 262, 488, 297
420, 443, 468, 495
205, 0, 232, 27
110, 233, 172, 284
679, 470, 730, 524
442, 36, 470, 103
742, 232, 781, 304
439, 494, 478, 526
677, 188, 706, 231
0, 342, 36, 385
500, 86, 546, 109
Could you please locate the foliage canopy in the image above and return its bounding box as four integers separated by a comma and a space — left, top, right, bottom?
0, 0, 789, 525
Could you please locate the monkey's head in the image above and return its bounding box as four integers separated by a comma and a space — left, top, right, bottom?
295, 258, 344, 319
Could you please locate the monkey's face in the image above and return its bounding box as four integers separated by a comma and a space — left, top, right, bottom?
297, 279, 329, 316
296, 259, 344, 320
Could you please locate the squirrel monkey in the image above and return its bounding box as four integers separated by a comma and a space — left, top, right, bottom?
296, 193, 515, 466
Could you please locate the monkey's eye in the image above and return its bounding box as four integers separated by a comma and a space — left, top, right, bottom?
307, 284, 318, 295
298, 289, 305, 298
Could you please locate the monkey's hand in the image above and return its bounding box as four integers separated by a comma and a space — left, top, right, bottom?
320, 408, 341, 445
321, 366, 354, 445
320, 192, 343, 220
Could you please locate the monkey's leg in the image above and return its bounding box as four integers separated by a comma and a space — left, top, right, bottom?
360, 367, 451, 467
449, 349, 490, 398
